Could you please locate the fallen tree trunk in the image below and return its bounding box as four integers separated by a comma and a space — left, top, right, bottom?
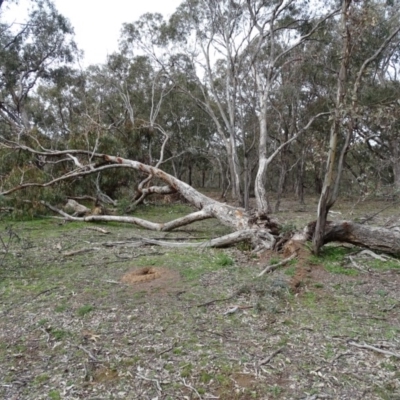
306, 220, 400, 256
1, 142, 400, 256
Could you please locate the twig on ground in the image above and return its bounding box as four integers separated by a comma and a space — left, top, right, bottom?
314, 351, 353, 373
223, 305, 254, 315
348, 256, 367, 272
257, 253, 296, 277
77, 344, 98, 361
86, 227, 110, 234
39, 327, 50, 343
223, 306, 239, 315
381, 303, 398, 312
62, 248, 97, 257
155, 346, 174, 358
348, 340, 400, 358
136, 372, 162, 392
181, 378, 203, 399
358, 250, 389, 262
116, 251, 165, 260
259, 346, 285, 366
195, 294, 236, 308
33, 286, 60, 300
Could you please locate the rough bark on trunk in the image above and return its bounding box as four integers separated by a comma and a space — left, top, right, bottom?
307, 220, 400, 256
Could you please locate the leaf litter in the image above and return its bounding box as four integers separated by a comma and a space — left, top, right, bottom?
0, 201, 399, 399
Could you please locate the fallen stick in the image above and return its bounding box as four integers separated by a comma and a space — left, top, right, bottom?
358, 249, 388, 262
136, 372, 162, 392
86, 227, 110, 234
348, 341, 400, 358
259, 346, 285, 366
258, 253, 296, 277
62, 248, 96, 257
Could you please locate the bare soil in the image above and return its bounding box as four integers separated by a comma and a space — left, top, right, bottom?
0, 198, 399, 399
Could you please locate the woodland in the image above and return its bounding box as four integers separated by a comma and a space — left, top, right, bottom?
1, 0, 400, 256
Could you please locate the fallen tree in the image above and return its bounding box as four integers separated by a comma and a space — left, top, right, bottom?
1, 142, 400, 256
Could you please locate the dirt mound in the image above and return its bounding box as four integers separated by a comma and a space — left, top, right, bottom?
121, 267, 162, 284
120, 266, 181, 293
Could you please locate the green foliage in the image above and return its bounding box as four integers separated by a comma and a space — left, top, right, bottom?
215, 253, 234, 267
48, 391, 61, 400
77, 305, 94, 317
280, 223, 297, 234
309, 246, 359, 275
284, 266, 296, 277
51, 329, 69, 341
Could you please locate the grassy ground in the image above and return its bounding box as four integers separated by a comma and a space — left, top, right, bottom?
0, 199, 399, 399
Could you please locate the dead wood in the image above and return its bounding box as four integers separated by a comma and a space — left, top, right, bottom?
63, 199, 91, 217
2, 144, 400, 256
85, 227, 110, 234
348, 341, 400, 358
257, 253, 297, 277
306, 220, 400, 256
62, 248, 97, 257
259, 346, 285, 366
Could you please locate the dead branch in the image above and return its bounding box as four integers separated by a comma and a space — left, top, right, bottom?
348, 341, 400, 358
357, 249, 389, 262
306, 220, 400, 255
181, 378, 202, 400
41, 200, 213, 231
257, 253, 296, 277
196, 294, 236, 308
62, 248, 97, 257
77, 344, 98, 361
85, 227, 110, 234
259, 346, 285, 366
135, 372, 162, 392
348, 256, 367, 272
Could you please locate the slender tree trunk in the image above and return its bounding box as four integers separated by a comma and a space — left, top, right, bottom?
391, 138, 400, 194
201, 170, 206, 188
227, 136, 242, 205
274, 161, 287, 213
296, 151, 305, 205
255, 96, 271, 214
313, 0, 352, 254
188, 164, 192, 186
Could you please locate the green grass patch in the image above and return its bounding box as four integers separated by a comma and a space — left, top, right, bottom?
77, 304, 94, 317
48, 391, 61, 400
215, 253, 234, 266
51, 328, 69, 341
325, 263, 358, 275
284, 266, 296, 276
309, 245, 353, 263
308, 245, 359, 275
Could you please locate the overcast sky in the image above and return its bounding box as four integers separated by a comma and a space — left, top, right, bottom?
4, 0, 183, 66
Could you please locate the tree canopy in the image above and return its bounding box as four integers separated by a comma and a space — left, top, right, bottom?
1, 0, 400, 255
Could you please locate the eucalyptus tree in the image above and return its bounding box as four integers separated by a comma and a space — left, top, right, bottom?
120, 1, 338, 210
4, 0, 400, 257
312, 0, 400, 253
0, 0, 77, 137
0, 0, 78, 210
